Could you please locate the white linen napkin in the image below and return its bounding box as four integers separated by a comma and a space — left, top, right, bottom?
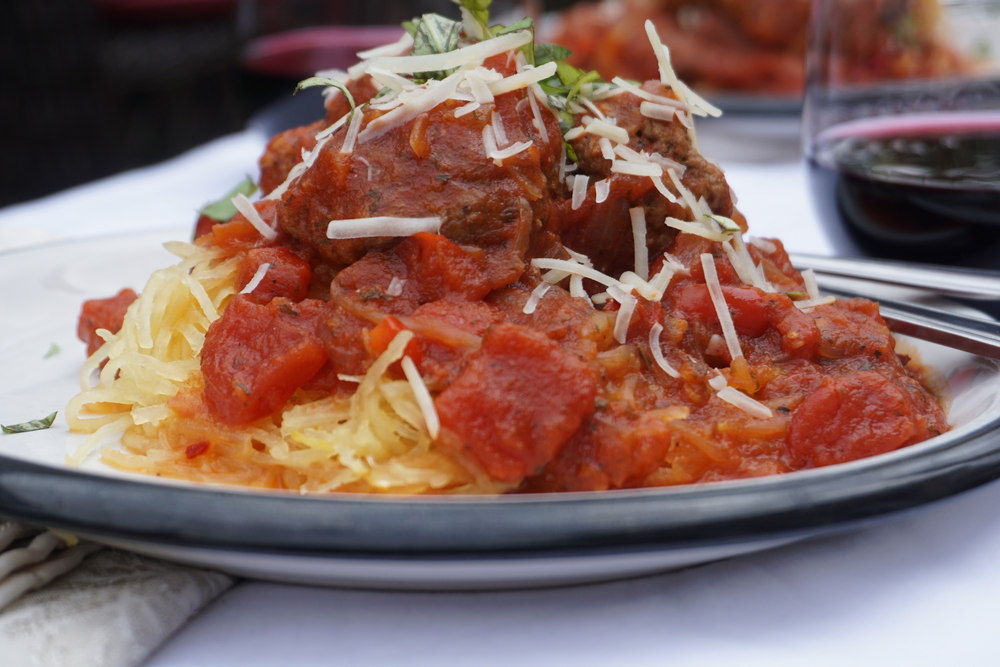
0, 539, 233, 667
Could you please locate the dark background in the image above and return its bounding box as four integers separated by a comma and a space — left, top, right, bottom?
1, 0, 470, 208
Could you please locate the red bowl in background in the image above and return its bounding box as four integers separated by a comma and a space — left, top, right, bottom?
243, 25, 406, 78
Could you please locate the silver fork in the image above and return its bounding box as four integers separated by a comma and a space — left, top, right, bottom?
0, 521, 101, 611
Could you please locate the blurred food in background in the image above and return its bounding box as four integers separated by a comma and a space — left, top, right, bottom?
545, 0, 971, 97
1, 0, 453, 208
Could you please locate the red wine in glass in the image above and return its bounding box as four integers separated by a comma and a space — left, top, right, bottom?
807, 111, 1000, 271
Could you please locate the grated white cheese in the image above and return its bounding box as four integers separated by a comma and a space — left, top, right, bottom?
639, 100, 678, 122
340, 110, 364, 154
571, 174, 589, 210
240, 262, 272, 295
717, 387, 773, 419
522, 282, 551, 314
643, 20, 722, 119
490, 110, 508, 147
532, 257, 626, 292
611, 76, 688, 110
801, 268, 821, 300
700, 253, 743, 361
366, 67, 413, 92
585, 119, 629, 144
611, 160, 662, 178
598, 137, 616, 161
358, 73, 461, 144
356, 155, 374, 181
594, 178, 611, 203
326, 216, 442, 239
794, 295, 837, 311
365, 30, 532, 75
606, 284, 637, 344
465, 68, 496, 103
400, 355, 440, 439
490, 139, 533, 163
707, 371, 728, 392
629, 207, 649, 280
386, 276, 406, 296
488, 61, 557, 96
454, 101, 481, 117
649, 323, 680, 378
232, 193, 277, 240
525, 83, 549, 142
665, 217, 729, 242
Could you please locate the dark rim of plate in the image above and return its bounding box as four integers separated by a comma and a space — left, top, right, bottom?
2, 409, 1000, 557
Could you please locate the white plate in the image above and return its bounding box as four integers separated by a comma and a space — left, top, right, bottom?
2, 230, 1000, 590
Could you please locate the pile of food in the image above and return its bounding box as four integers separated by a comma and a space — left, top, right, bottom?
547, 0, 967, 95
69, 4, 947, 494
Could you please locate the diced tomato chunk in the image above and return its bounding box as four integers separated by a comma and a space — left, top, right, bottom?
395, 233, 491, 302
786, 371, 924, 468
77, 288, 138, 356
236, 246, 313, 303
675, 284, 769, 337
368, 315, 422, 363
201, 295, 327, 425
434, 323, 597, 483
193, 214, 216, 239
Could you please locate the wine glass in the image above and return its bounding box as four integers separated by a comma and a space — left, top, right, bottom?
803, 0, 1000, 270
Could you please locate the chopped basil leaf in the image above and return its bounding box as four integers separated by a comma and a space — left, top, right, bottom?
535, 42, 572, 67
2, 411, 58, 434
706, 214, 741, 234
198, 176, 258, 222
452, 0, 491, 37
43, 343, 60, 359
407, 13, 463, 80
411, 13, 462, 56
294, 77, 356, 113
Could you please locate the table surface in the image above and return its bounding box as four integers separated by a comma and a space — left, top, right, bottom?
3, 115, 999, 667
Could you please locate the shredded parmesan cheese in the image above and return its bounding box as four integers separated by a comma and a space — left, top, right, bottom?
400, 355, 440, 439
340, 110, 364, 154
606, 284, 637, 344
571, 174, 589, 210
585, 119, 629, 144
716, 387, 773, 419
522, 282, 551, 314
240, 262, 272, 295
802, 268, 821, 300
365, 30, 532, 75
231, 193, 277, 241
700, 253, 743, 361
649, 323, 680, 378
326, 216, 442, 239
629, 207, 649, 280
386, 276, 406, 296
594, 178, 611, 204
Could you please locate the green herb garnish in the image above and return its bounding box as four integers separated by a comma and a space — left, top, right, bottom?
403, 13, 464, 81
295, 77, 357, 113
2, 411, 58, 434
706, 214, 741, 235
198, 176, 258, 222
43, 343, 60, 359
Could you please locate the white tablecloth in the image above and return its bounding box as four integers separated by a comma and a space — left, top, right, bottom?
3, 119, 1000, 667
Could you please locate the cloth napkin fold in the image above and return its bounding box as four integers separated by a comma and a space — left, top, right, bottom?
0, 540, 233, 667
